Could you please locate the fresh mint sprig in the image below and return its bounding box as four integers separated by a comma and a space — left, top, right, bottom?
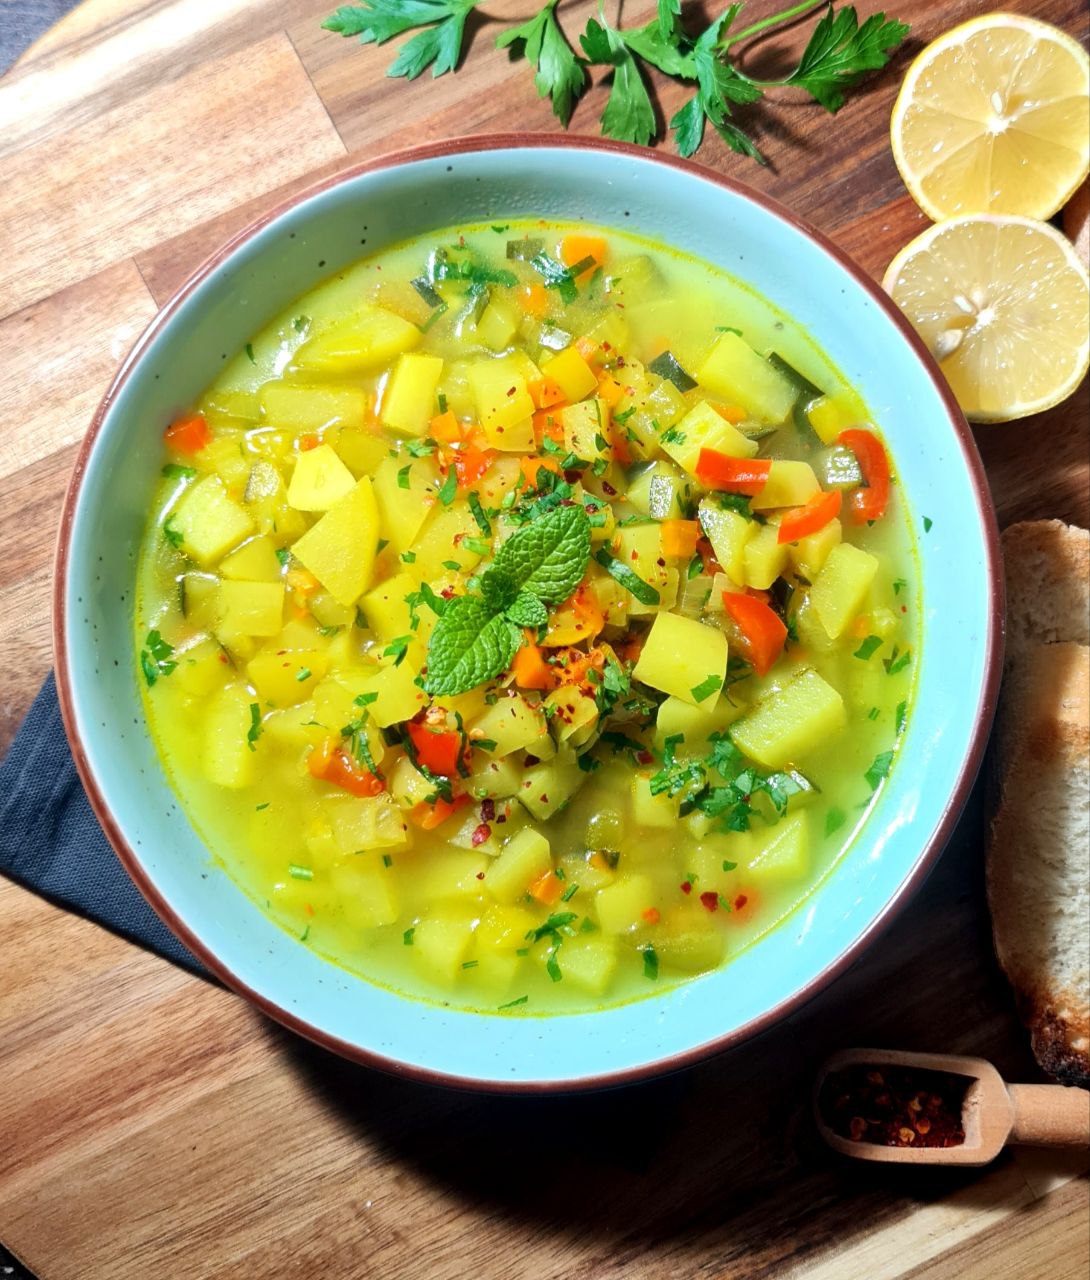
424, 504, 591, 696
324, 1, 909, 161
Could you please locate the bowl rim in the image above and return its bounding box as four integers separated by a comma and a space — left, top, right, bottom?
53, 133, 1004, 1094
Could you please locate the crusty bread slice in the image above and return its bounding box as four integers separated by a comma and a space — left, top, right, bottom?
988, 520, 1090, 1086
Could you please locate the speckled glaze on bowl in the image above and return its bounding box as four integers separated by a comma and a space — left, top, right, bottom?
55, 136, 1002, 1092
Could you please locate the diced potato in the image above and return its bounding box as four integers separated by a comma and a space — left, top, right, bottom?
387, 752, 437, 809
751, 460, 820, 511
248, 646, 329, 706
788, 518, 842, 580
696, 333, 797, 424
807, 389, 869, 444
261, 702, 323, 750
661, 401, 758, 476
793, 594, 839, 654
631, 775, 679, 828
731, 668, 846, 767
698, 501, 756, 584
654, 908, 726, 973
475, 456, 523, 512
476, 297, 519, 351
359, 572, 419, 643
409, 501, 485, 581
545, 686, 598, 746
334, 428, 389, 478
294, 305, 421, 373
587, 572, 628, 628
331, 853, 400, 927
557, 936, 619, 995
181, 571, 220, 630
308, 591, 355, 630
217, 580, 285, 636
743, 522, 789, 590
243, 461, 305, 542
400, 851, 490, 913
310, 679, 386, 759
291, 477, 380, 606
324, 792, 411, 853
654, 694, 742, 747
540, 347, 598, 402
412, 911, 476, 985
596, 873, 656, 934
466, 753, 522, 800
286, 444, 356, 512
518, 749, 584, 820
643, 377, 688, 429
688, 833, 756, 894
202, 685, 257, 789
611, 524, 676, 617
485, 828, 552, 904
172, 636, 227, 697
747, 812, 810, 882
355, 659, 428, 728
634, 612, 728, 706
170, 475, 254, 567
810, 542, 879, 640
371, 454, 439, 552
220, 536, 282, 583
260, 382, 369, 433
202, 387, 260, 422
204, 433, 250, 489
477, 904, 538, 952
470, 695, 550, 758
560, 399, 608, 460
469, 357, 535, 450
381, 352, 444, 437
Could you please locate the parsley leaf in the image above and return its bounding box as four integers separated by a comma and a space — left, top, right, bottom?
670, 9, 765, 161
787, 7, 911, 112
580, 16, 656, 147
864, 749, 895, 792
497, 0, 585, 126
139, 630, 177, 687
324, 0, 478, 80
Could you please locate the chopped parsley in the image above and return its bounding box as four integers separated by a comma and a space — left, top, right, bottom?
864, 750, 895, 792
246, 704, 262, 751
853, 635, 883, 661
140, 630, 177, 687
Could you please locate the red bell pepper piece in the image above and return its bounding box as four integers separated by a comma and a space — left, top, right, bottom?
838, 428, 890, 525
695, 449, 771, 495
777, 489, 843, 544
721, 591, 788, 676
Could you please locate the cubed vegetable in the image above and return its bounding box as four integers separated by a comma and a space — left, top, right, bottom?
631, 775, 679, 828
291, 477, 380, 606
751, 460, 820, 511
661, 401, 758, 477
747, 812, 810, 882
202, 685, 257, 789
788, 517, 842, 580
560, 399, 608, 461
540, 347, 598, 402
381, 352, 445, 437
810, 542, 879, 639
698, 500, 756, 583
217, 580, 285, 636
294, 305, 421, 373
596, 874, 656, 934
469, 357, 535, 450
476, 297, 519, 351
696, 333, 797, 424
731, 668, 846, 767
558, 936, 619, 994
412, 910, 476, 984
325, 792, 411, 853
359, 572, 420, 643
260, 382, 369, 433
287, 444, 357, 511
331, 853, 400, 926
634, 612, 728, 706
170, 475, 254, 567
742, 522, 789, 590
220, 536, 283, 583
484, 828, 552, 904
518, 749, 583, 820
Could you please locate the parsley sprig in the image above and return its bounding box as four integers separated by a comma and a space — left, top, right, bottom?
324, 1, 908, 161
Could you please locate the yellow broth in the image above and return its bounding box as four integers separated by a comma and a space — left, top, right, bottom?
136, 221, 918, 1013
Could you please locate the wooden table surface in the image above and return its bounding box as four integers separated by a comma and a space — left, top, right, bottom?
1, 0, 1087, 1275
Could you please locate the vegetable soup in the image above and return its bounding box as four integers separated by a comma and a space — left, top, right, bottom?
137, 222, 918, 1013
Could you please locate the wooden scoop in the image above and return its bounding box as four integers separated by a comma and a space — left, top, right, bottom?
814, 1048, 1090, 1166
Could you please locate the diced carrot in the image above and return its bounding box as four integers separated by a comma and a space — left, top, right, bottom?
529, 870, 564, 905
696, 449, 771, 495
596, 372, 625, 408
520, 453, 562, 489
406, 720, 465, 777
642, 907, 661, 925
561, 234, 608, 283
660, 519, 701, 558
528, 376, 567, 410
696, 537, 722, 578
532, 408, 565, 446
286, 567, 320, 595
574, 335, 601, 364
307, 740, 385, 797
299, 434, 320, 451
453, 442, 495, 489
778, 489, 842, 544
711, 403, 746, 425
511, 641, 554, 691
721, 592, 788, 676
849, 614, 872, 639
410, 794, 471, 830
518, 283, 548, 316
429, 410, 461, 442
163, 413, 210, 455
608, 419, 632, 467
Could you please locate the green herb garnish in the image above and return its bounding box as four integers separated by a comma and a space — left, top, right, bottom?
593, 548, 660, 607
246, 703, 263, 751
140, 630, 177, 687
864, 750, 894, 792
853, 634, 883, 660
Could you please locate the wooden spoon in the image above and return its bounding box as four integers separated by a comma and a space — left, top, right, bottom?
814, 1048, 1090, 1167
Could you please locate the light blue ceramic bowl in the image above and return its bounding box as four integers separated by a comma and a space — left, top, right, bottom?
56, 137, 1002, 1091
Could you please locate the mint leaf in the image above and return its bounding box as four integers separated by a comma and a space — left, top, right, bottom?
786, 7, 910, 112
425, 597, 521, 695
491, 503, 591, 605
497, 0, 586, 126
506, 591, 549, 628
580, 17, 656, 146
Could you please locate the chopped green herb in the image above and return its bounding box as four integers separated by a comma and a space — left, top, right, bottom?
468, 490, 492, 536
288, 864, 314, 881
498, 995, 529, 1010
594, 547, 660, 606
255, 802, 270, 812
690, 674, 722, 703
545, 948, 563, 982
895, 700, 908, 734
246, 703, 262, 751
403, 927, 415, 946
383, 635, 414, 666
461, 959, 479, 969
560, 882, 579, 902
140, 629, 177, 687
438, 466, 458, 506
276, 548, 291, 567
825, 807, 847, 837
923, 516, 933, 533
161, 463, 196, 480
382, 854, 393, 867
397, 464, 412, 490
854, 635, 883, 661
864, 750, 895, 792
296, 667, 312, 682
401, 550, 417, 564
892, 578, 907, 595
721, 859, 737, 872
641, 944, 659, 981
245, 342, 256, 364
162, 518, 184, 549
442, 559, 462, 571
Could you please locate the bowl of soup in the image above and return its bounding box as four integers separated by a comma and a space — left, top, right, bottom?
55, 136, 1001, 1089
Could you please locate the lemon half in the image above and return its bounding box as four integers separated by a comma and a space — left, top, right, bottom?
891, 13, 1090, 221
884, 214, 1090, 422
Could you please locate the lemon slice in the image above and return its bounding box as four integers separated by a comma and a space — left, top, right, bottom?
891, 13, 1090, 221
884, 215, 1090, 422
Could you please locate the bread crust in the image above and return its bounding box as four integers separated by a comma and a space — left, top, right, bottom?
988, 522, 1090, 1087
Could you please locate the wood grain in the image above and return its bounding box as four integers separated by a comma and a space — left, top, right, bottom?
0, 0, 1087, 1276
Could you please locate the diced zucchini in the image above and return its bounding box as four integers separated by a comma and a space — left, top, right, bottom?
545, 687, 599, 746
294, 305, 421, 373
731, 668, 846, 767
560, 399, 608, 461
628, 461, 688, 519
469, 357, 535, 450
698, 500, 756, 583
633, 612, 728, 706
696, 333, 798, 424
217, 580, 285, 636
331, 853, 400, 927
661, 401, 758, 477
324, 792, 411, 853
643, 377, 688, 429
287, 444, 357, 511
810, 542, 879, 639
747, 812, 810, 882
259, 382, 369, 433
291, 477, 380, 606
595, 873, 656, 934
381, 352, 444, 437
485, 828, 552, 904
751, 460, 820, 511
465, 753, 522, 800
202, 685, 257, 789
518, 748, 584, 820
220, 536, 282, 583
170, 475, 254, 567
476, 297, 519, 351
807, 389, 869, 445
743, 522, 789, 590
540, 347, 598, 402
654, 908, 727, 973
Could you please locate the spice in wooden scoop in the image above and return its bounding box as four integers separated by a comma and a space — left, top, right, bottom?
818, 1063, 968, 1148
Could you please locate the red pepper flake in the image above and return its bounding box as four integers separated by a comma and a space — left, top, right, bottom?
525, 754, 539, 767
601, 480, 617, 497
636, 751, 653, 765
700, 891, 719, 912
471, 823, 492, 847
476, 871, 485, 880
441, 587, 455, 599
680, 881, 692, 895
818, 1065, 968, 1148
480, 798, 496, 822
734, 894, 748, 911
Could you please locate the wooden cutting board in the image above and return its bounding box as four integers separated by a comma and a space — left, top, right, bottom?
1, 2, 1087, 1276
